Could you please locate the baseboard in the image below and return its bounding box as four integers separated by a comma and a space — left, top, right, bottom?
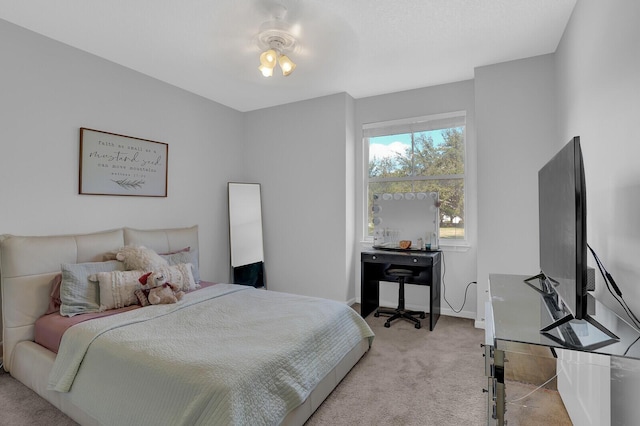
354, 296, 479, 322
376, 299, 477, 321
439, 306, 476, 320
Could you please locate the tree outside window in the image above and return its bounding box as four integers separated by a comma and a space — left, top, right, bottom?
365, 113, 466, 241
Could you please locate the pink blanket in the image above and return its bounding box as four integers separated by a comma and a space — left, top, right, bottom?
35, 281, 217, 353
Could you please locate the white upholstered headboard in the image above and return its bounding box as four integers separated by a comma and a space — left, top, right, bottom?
0, 225, 199, 372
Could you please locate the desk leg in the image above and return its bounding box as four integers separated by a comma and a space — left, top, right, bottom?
361, 263, 380, 318
429, 260, 441, 330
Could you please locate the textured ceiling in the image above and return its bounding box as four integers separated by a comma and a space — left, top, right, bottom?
0, 0, 576, 112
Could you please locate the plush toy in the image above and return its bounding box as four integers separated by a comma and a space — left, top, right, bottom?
116, 246, 168, 271
136, 271, 185, 305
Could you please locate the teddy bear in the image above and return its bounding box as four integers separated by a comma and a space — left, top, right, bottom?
116, 245, 169, 271
135, 271, 185, 305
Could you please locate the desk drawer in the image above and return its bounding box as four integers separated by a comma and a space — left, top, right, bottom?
361, 252, 433, 267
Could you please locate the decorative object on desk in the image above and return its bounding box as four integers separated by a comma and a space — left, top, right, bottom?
398, 240, 412, 249
373, 244, 425, 252
430, 232, 439, 250
79, 128, 168, 197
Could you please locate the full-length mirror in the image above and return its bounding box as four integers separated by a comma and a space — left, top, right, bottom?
228, 182, 265, 287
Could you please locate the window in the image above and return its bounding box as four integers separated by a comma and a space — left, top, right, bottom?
364, 112, 467, 243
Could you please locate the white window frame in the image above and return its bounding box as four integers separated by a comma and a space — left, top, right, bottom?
362, 111, 469, 247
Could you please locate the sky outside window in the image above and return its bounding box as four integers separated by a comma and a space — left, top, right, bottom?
369, 130, 446, 162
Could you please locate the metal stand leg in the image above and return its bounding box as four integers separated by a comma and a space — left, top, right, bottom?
494, 348, 506, 425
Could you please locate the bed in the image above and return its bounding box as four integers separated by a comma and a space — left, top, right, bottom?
0, 226, 374, 425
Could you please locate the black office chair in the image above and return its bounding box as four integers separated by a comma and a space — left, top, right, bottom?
374, 267, 425, 329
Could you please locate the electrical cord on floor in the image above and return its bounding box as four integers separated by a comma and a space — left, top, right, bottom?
506, 367, 563, 407
441, 251, 477, 313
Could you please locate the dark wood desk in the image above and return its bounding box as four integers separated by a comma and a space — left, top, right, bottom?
361, 249, 442, 331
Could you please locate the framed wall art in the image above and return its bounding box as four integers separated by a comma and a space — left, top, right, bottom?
79, 128, 168, 197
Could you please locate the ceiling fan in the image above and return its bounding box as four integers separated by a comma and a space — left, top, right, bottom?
255, 2, 300, 77
209, 0, 356, 82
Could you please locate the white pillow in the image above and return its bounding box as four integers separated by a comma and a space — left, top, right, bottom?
160, 249, 201, 284
92, 263, 196, 311
157, 263, 197, 292
91, 269, 146, 311
60, 260, 125, 317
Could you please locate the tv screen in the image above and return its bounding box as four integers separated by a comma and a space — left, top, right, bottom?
538, 136, 587, 320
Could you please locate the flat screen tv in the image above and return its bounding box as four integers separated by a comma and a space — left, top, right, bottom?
526, 137, 587, 323
526, 136, 619, 348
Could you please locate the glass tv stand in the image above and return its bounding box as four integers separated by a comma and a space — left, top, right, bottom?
485, 274, 640, 425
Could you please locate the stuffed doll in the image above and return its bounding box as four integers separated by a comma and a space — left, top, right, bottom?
116, 246, 169, 271
136, 271, 185, 305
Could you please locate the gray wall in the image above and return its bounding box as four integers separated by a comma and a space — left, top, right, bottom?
474, 54, 558, 322
556, 0, 640, 318
0, 19, 245, 284
554, 1, 640, 423
243, 93, 356, 301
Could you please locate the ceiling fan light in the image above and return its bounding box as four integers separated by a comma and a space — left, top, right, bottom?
259, 49, 277, 67
278, 54, 296, 76
258, 64, 274, 77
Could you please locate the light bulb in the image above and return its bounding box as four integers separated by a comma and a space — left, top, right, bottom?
258, 64, 273, 77
278, 54, 296, 76
259, 49, 277, 67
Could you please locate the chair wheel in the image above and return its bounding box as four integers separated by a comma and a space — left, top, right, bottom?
415, 323, 421, 329
374, 312, 380, 317
420, 313, 426, 319
384, 322, 391, 328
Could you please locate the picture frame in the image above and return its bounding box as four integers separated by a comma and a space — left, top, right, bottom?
79, 128, 168, 197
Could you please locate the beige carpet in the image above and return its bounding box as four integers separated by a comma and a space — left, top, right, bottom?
306, 313, 487, 426
0, 369, 78, 426
0, 310, 571, 425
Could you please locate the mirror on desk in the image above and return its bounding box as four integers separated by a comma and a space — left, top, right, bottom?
227, 182, 265, 287
372, 191, 440, 250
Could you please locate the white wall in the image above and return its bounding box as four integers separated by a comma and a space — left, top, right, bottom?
0, 19, 245, 284
474, 54, 558, 324
354, 81, 479, 319
555, 0, 640, 320
554, 1, 640, 423
243, 93, 356, 301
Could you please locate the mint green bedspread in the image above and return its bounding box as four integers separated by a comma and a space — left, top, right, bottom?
48, 284, 374, 425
